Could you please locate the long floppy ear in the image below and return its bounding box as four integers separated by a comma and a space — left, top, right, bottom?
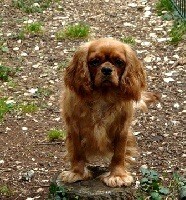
121, 45, 146, 101
64, 43, 92, 97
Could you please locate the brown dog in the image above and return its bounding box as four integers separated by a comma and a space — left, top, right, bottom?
60, 38, 159, 187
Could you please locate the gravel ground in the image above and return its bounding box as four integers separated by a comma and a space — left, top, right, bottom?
0, 0, 185, 199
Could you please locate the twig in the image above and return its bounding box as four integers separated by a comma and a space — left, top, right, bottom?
33, 185, 50, 188
172, 58, 186, 68
36, 141, 62, 145
0, 168, 12, 172
172, 60, 179, 68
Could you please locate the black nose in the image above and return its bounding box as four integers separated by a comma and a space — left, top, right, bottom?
101, 67, 112, 76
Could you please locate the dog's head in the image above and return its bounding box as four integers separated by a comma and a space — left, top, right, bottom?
64, 38, 146, 101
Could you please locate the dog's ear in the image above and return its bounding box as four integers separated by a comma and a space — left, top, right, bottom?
64, 44, 92, 97
120, 45, 146, 101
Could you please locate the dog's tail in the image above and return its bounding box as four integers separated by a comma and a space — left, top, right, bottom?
134, 91, 161, 112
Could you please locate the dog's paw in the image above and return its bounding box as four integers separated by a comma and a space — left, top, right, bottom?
59, 168, 92, 183
100, 171, 133, 187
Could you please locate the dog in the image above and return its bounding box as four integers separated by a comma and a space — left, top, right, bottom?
59, 38, 159, 187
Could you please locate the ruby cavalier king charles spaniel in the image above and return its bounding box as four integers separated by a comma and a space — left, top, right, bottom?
59, 38, 159, 187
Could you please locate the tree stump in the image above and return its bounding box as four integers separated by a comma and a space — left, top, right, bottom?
51, 166, 136, 200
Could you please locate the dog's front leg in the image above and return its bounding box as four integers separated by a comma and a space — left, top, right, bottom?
59, 131, 92, 183
101, 131, 133, 187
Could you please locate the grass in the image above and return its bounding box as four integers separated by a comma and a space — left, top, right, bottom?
36, 87, 53, 98
0, 98, 14, 121
56, 23, 90, 40
0, 99, 39, 121
156, 0, 174, 16
121, 36, 136, 46
16, 21, 43, 39
24, 22, 43, 34
47, 129, 66, 141
1, 45, 9, 53
0, 65, 15, 82
155, 0, 186, 45
0, 185, 12, 197
169, 20, 186, 45
17, 102, 39, 113
12, 0, 53, 13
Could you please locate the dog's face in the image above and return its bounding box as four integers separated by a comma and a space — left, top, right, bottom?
88, 40, 126, 89
65, 38, 146, 100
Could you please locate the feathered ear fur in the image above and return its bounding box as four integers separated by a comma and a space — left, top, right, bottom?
64, 44, 92, 97
121, 45, 146, 101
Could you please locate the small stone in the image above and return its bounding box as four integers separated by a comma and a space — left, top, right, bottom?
146, 65, 153, 70
141, 41, 151, 46
33, 3, 40, 7
157, 38, 168, 42
37, 188, 44, 193
141, 164, 148, 169
24, 19, 33, 24
164, 56, 169, 62
0, 160, 5, 164
13, 47, 19, 51
21, 52, 28, 57
149, 33, 157, 38
6, 99, 16, 104
34, 45, 39, 51
173, 103, 179, 108
32, 64, 40, 69
157, 103, 162, 109
163, 77, 174, 83
28, 88, 38, 94
144, 6, 151, 11
123, 22, 135, 27
22, 127, 28, 131
144, 10, 151, 17
144, 55, 153, 62
182, 154, 186, 158
133, 131, 140, 136
158, 147, 164, 151
21, 170, 34, 181
128, 3, 137, 7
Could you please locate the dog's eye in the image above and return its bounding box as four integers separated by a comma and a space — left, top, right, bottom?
89, 58, 100, 67
114, 59, 125, 67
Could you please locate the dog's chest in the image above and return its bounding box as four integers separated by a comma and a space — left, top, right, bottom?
87, 101, 118, 153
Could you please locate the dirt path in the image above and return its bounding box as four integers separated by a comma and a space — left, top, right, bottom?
0, 0, 185, 199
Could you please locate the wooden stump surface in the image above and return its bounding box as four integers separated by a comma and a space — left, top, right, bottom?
51, 166, 136, 200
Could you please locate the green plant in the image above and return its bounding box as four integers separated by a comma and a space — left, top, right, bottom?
0, 65, 14, 82
56, 23, 90, 40
156, 0, 174, 16
136, 168, 169, 200
12, 0, 52, 13
48, 182, 68, 200
36, 87, 52, 98
47, 129, 66, 141
1, 45, 9, 53
169, 20, 186, 45
0, 98, 14, 121
121, 36, 136, 46
17, 102, 39, 113
0, 185, 12, 196
24, 22, 43, 34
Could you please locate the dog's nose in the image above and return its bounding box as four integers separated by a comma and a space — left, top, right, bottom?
101, 67, 112, 76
